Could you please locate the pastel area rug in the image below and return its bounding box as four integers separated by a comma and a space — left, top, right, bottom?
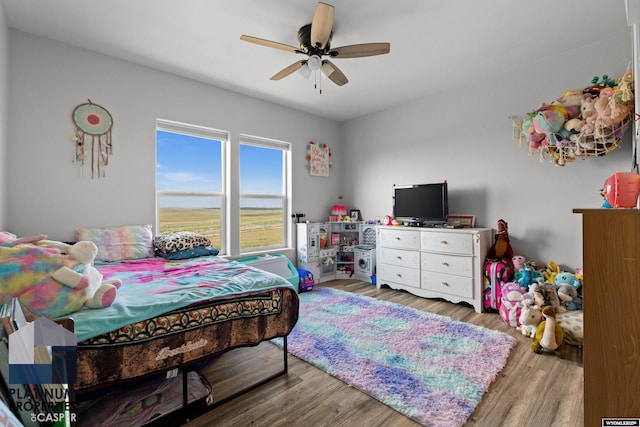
274, 287, 517, 427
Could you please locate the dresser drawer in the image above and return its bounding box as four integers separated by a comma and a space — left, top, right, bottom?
378, 247, 420, 269
421, 252, 473, 278
421, 271, 474, 299
378, 228, 420, 250
379, 264, 421, 287
421, 231, 474, 255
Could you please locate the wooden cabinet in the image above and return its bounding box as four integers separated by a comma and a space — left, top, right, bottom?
376, 226, 490, 313
574, 209, 640, 425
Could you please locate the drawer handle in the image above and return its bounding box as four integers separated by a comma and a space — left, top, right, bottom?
441, 282, 450, 287
396, 273, 403, 278
441, 262, 449, 266
440, 240, 448, 244
395, 236, 401, 240
396, 256, 403, 260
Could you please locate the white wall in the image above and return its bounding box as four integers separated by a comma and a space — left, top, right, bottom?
0, 4, 8, 230
7, 30, 343, 257
6, 27, 636, 270
342, 30, 633, 271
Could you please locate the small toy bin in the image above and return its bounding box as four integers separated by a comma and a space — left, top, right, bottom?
297, 268, 314, 292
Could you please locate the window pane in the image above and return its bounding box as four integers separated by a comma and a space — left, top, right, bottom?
240, 198, 284, 250
157, 130, 222, 192
240, 141, 286, 252
158, 195, 222, 249
240, 144, 283, 194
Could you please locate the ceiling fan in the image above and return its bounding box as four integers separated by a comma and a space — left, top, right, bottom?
240, 2, 390, 88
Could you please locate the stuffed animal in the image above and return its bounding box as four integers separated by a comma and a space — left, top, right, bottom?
616, 69, 634, 103
498, 282, 526, 327
528, 278, 564, 313
579, 95, 597, 136
516, 301, 542, 338
594, 87, 631, 130
522, 115, 546, 149
0, 237, 121, 320
550, 90, 582, 120
486, 219, 514, 261
512, 255, 527, 272
514, 263, 543, 291
543, 261, 561, 284
531, 306, 567, 358
555, 271, 583, 311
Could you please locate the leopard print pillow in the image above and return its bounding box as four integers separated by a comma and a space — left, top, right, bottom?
153, 232, 212, 254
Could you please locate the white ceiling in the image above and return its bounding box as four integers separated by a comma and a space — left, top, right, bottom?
1, 0, 632, 122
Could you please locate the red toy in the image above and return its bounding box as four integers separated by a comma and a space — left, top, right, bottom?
602, 172, 640, 208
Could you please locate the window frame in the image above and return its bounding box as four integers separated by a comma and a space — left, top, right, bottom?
155, 121, 293, 257
238, 133, 292, 254
155, 119, 229, 254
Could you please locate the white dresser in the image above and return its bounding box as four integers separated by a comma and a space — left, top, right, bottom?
376, 225, 491, 313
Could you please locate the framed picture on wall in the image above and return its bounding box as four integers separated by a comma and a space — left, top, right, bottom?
350, 210, 361, 222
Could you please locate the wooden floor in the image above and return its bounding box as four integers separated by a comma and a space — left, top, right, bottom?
185, 279, 584, 427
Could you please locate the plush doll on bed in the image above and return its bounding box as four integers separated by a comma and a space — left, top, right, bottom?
0, 231, 121, 320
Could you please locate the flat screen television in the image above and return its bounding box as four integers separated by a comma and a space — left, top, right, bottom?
393, 182, 448, 225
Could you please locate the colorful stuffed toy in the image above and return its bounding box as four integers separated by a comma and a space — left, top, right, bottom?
531, 306, 567, 358
486, 219, 514, 261
514, 263, 544, 291
555, 271, 583, 311
498, 282, 526, 327
543, 261, 561, 284
0, 234, 121, 320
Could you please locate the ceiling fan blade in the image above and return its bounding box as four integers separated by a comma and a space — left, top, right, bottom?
240, 35, 300, 53
330, 43, 391, 59
322, 60, 348, 86
311, 2, 334, 49
270, 61, 306, 80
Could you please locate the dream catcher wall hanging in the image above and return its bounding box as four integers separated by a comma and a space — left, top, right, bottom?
71, 100, 114, 178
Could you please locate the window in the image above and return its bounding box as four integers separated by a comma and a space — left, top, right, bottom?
156, 120, 227, 253
155, 121, 292, 256
239, 134, 291, 252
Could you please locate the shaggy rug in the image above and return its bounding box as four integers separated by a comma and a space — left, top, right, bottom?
274, 287, 516, 427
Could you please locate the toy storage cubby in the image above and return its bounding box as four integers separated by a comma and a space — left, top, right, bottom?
330, 222, 359, 278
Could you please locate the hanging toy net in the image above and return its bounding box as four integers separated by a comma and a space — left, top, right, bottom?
512, 70, 634, 166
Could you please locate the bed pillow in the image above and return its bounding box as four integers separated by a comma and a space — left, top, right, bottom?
76, 224, 154, 262
155, 245, 220, 260
153, 232, 212, 254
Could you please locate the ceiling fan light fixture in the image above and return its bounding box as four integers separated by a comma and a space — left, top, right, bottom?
307, 55, 322, 71
298, 63, 312, 79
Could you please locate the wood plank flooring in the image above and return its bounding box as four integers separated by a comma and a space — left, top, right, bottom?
186, 279, 583, 427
